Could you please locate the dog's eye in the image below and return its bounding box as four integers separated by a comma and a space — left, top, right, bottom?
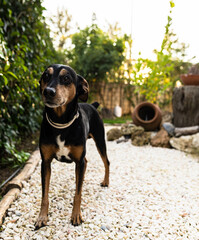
43, 72, 50, 81
62, 75, 72, 85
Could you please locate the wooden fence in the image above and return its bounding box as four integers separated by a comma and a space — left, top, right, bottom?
90, 82, 134, 115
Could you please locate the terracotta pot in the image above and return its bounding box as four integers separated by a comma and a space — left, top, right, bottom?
132, 102, 162, 131
180, 74, 199, 85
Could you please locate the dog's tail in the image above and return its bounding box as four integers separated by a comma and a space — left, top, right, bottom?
91, 102, 100, 109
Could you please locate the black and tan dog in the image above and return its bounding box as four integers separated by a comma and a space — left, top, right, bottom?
35, 64, 110, 228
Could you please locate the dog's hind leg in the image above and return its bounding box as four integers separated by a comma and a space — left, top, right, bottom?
91, 126, 110, 187
98, 144, 110, 187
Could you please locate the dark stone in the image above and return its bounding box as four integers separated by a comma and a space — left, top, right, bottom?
162, 122, 175, 136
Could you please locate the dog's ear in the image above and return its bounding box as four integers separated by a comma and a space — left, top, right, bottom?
77, 74, 89, 102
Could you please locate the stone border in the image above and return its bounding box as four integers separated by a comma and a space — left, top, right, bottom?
0, 149, 40, 226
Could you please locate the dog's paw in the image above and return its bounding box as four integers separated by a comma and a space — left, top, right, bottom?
35, 215, 48, 230
100, 180, 109, 187
71, 212, 84, 226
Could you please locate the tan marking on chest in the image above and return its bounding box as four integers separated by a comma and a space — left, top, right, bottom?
56, 135, 84, 161
40, 144, 58, 161
56, 135, 71, 161
69, 145, 84, 161
53, 104, 67, 117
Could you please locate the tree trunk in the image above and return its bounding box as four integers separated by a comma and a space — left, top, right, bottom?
172, 86, 199, 127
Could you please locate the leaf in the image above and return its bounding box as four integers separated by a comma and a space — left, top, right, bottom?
1, 74, 8, 85
170, 1, 175, 8
4, 61, 10, 71
21, 65, 28, 72
7, 71, 18, 79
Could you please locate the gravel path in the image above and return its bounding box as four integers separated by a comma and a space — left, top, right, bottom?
1, 127, 199, 240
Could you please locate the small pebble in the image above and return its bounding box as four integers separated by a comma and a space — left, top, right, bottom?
100, 225, 109, 231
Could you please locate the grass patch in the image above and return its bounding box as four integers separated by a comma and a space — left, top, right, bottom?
103, 115, 132, 124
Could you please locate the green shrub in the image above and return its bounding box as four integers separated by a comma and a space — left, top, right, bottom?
0, 0, 60, 166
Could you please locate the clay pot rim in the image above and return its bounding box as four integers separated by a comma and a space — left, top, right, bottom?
134, 101, 159, 124
180, 74, 199, 79
180, 74, 199, 86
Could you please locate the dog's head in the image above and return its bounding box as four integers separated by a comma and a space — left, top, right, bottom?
40, 64, 89, 108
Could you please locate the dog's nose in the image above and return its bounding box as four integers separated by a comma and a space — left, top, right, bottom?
43, 87, 56, 98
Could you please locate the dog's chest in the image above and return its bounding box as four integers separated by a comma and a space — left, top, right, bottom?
56, 135, 72, 163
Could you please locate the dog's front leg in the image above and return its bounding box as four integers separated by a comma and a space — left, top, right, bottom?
35, 159, 52, 229
71, 158, 87, 226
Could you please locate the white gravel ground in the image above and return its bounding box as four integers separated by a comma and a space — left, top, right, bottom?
1, 126, 199, 240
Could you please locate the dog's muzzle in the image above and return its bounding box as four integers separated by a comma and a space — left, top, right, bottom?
43, 87, 56, 98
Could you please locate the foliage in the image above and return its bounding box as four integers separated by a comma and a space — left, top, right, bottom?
0, 0, 57, 166
66, 21, 127, 105
67, 23, 126, 84
1, 142, 30, 168
130, 0, 190, 106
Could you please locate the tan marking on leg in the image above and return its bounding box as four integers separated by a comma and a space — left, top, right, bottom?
99, 153, 109, 187
89, 134, 109, 186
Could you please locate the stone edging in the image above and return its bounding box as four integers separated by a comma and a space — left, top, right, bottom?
0, 149, 40, 226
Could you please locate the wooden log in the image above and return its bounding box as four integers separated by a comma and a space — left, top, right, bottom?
175, 126, 199, 137
172, 86, 199, 127
2, 150, 40, 194
0, 149, 40, 226
0, 188, 20, 226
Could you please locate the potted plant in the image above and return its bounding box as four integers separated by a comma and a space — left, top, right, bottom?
180, 63, 199, 85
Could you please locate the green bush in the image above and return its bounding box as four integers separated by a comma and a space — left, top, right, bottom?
0, 0, 60, 166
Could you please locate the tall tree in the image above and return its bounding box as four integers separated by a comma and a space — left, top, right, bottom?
68, 23, 125, 83
67, 23, 126, 104
49, 8, 72, 50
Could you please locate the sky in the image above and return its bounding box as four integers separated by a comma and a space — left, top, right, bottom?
42, 0, 199, 63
